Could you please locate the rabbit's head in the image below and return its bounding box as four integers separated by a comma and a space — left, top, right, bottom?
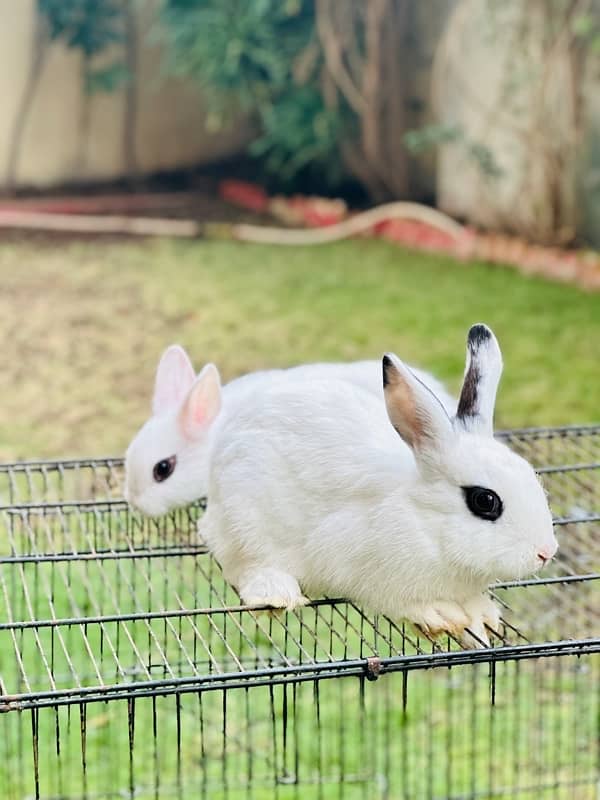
383, 324, 557, 585
124, 346, 222, 516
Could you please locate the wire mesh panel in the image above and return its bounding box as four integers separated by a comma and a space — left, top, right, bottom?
0, 426, 599, 799
2, 659, 598, 800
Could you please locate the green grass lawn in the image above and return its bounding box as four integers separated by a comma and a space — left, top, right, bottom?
0, 237, 598, 459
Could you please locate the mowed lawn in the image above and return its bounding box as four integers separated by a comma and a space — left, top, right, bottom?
0, 236, 598, 459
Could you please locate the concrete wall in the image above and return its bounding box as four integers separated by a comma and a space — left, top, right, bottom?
434, 0, 600, 245
0, 0, 252, 190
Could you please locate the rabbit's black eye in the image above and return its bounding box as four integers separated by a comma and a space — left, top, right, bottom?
153, 456, 176, 483
462, 486, 503, 521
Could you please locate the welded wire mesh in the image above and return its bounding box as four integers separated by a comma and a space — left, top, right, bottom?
0, 425, 598, 799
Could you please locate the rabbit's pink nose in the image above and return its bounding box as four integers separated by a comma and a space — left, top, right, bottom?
537, 544, 557, 563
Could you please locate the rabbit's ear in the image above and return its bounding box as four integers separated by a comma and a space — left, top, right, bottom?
178, 363, 222, 440
456, 324, 503, 436
383, 354, 453, 453
152, 345, 196, 416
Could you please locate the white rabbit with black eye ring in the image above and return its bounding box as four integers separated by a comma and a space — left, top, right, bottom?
201, 324, 558, 648
124, 347, 455, 518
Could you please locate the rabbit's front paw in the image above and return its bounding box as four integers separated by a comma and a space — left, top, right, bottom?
460, 594, 502, 648
239, 568, 308, 611
407, 601, 470, 638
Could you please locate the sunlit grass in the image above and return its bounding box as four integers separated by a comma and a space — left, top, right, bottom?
0, 237, 598, 459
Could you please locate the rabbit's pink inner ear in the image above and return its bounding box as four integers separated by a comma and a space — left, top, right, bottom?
383, 354, 452, 452
152, 345, 196, 416
178, 364, 222, 440
383, 360, 423, 449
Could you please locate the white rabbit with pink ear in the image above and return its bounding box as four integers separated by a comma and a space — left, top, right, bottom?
124, 346, 456, 517
124, 346, 223, 517
202, 324, 558, 647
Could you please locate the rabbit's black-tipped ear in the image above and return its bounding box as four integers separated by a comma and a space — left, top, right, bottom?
456, 324, 503, 436
383, 354, 453, 453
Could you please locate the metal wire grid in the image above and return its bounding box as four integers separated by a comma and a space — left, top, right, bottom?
0, 425, 598, 712
2, 656, 598, 800
0, 425, 598, 799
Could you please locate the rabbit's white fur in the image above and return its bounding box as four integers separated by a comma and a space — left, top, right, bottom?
125, 350, 455, 517
201, 325, 557, 646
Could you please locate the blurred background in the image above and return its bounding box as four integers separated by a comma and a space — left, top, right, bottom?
0, 0, 598, 458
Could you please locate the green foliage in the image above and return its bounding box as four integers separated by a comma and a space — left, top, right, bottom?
37, 0, 127, 94
404, 124, 504, 180
466, 141, 504, 179
160, 0, 347, 185
403, 123, 460, 153
84, 62, 130, 95
161, 0, 313, 104
158, 0, 513, 190
38, 0, 124, 55
572, 7, 600, 55
250, 87, 345, 183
